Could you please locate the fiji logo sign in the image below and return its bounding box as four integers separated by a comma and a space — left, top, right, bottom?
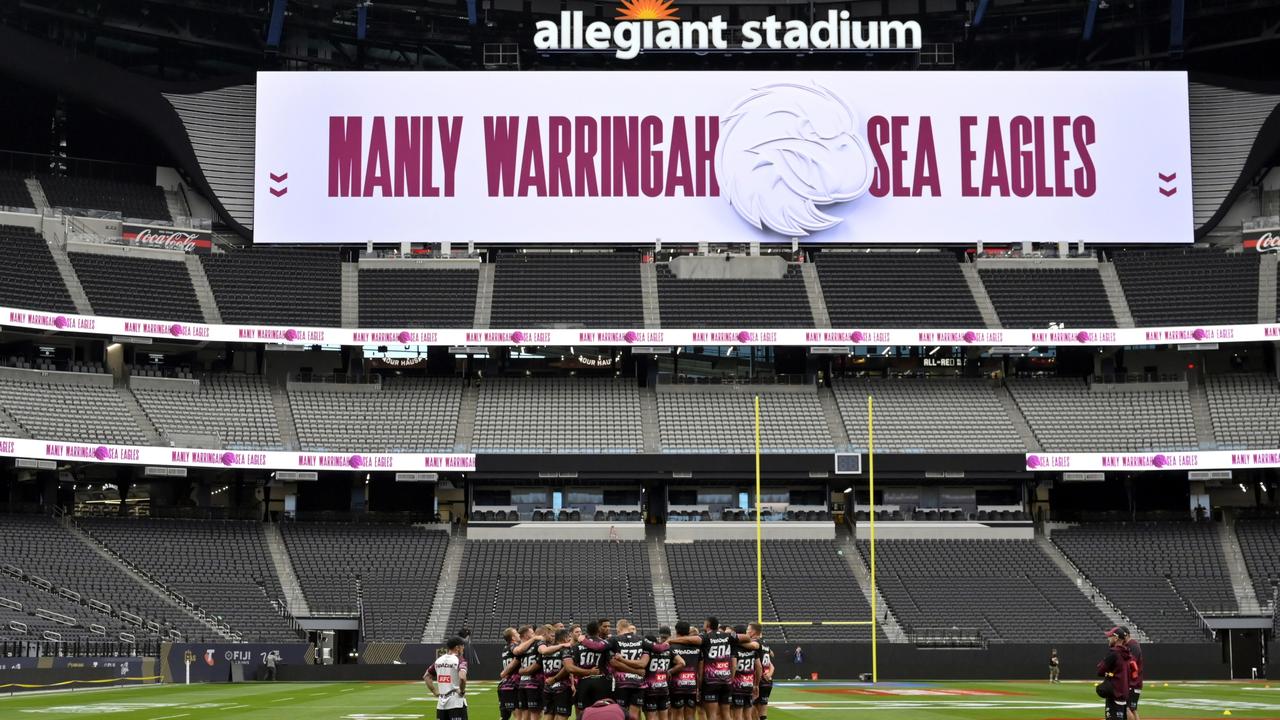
534, 1, 922, 59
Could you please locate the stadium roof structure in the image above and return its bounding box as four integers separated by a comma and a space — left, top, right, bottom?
0, 25, 1278, 243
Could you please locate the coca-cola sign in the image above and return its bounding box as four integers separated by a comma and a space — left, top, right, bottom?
1247, 230, 1280, 253
121, 223, 212, 254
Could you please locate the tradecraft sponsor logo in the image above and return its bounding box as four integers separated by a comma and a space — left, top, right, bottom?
806, 330, 890, 343
123, 321, 210, 338
1101, 452, 1196, 469
353, 331, 439, 343
1144, 327, 1230, 342
917, 330, 1003, 343
1232, 451, 1280, 466
578, 330, 665, 344
239, 327, 326, 342
1031, 330, 1118, 344
9, 310, 96, 330
169, 450, 268, 467
533, 2, 922, 59
43, 443, 140, 461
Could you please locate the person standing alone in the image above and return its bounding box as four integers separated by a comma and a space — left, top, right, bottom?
1049, 649, 1060, 683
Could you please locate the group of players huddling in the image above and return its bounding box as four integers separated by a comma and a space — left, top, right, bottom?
499, 617, 774, 720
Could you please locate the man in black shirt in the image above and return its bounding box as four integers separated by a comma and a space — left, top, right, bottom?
606, 619, 653, 720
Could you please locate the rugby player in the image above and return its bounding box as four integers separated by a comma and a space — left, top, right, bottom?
515, 626, 548, 720
747, 623, 773, 720
728, 625, 760, 720
499, 628, 521, 720
642, 627, 684, 720
667, 617, 736, 720
568, 620, 613, 717
1097, 626, 1132, 720
541, 629, 576, 720
607, 619, 654, 720
426, 637, 469, 720
1123, 627, 1143, 720
668, 622, 702, 720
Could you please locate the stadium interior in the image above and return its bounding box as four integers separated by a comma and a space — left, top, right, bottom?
0, 0, 1278, 707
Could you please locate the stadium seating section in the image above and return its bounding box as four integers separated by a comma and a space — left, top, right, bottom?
656, 263, 813, 327
978, 267, 1117, 328
1008, 378, 1197, 452
1052, 523, 1233, 642
289, 377, 461, 452
449, 540, 657, 637
38, 176, 171, 222
0, 375, 146, 445
1206, 373, 1280, 449
473, 377, 643, 453
0, 225, 75, 314
656, 390, 832, 453
359, 266, 479, 328
860, 539, 1110, 642
1235, 519, 1280, 607
78, 519, 299, 641
0, 170, 35, 209
0, 515, 211, 643
280, 522, 449, 640
1113, 248, 1259, 325
667, 539, 875, 641
817, 253, 983, 328
834, 377, 1024, 453
491, 253, 644, 328
132, 374, 283, 449
200, 247, 342, 326
69, 252, 204, 323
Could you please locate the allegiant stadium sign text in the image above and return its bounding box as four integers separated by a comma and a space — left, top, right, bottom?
534, 11, 923, 60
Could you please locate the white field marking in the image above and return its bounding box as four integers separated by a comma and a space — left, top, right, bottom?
271, 697, 297, 702
1243, 687, 1280, 691
222, 704, 250, 710
341, 688, 356, 692
20, 703, 179, 715
343, 715, 425, 720
1147, 699, 1280, 711
149, 715, 190, 720
310, 692, 328, 696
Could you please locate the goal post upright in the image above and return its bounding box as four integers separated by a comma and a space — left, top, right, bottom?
755, 394, 763, 627
868, 394, 878, 684
754, 393, 878, 681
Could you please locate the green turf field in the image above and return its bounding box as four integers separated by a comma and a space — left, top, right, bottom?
2, 680, 1279, 719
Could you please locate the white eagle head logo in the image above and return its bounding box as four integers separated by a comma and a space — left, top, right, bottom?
717, 82, 874, 237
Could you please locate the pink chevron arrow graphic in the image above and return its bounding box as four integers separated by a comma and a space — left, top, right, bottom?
269, 172, 288, 183
1158, 172, 1176, 182
1159, 186, 1177, 197
269, 187, 288, 197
